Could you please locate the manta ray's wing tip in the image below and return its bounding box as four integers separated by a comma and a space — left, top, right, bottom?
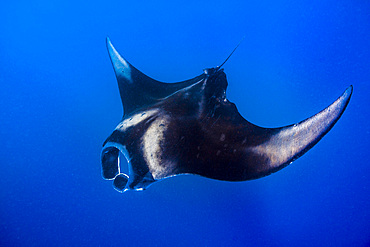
345, 85, 353, 99
338, 85, 353, 112
245, 84, 353, 179
106, 37, 116, 53
105, 37, 131, 82
106, 36, 115, 54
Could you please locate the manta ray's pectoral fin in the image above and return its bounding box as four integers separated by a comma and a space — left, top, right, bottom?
252, 85, 353, 176
188, 85, 353, 182
231, 85, 354, 180
106, 37, 206, 116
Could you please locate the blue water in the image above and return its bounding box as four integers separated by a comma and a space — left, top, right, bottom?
1, 1, 369, 246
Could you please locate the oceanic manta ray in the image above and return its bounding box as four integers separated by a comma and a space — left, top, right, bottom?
101, 38, 352, 193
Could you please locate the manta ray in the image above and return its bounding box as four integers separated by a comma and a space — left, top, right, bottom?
101, 38, 352, 193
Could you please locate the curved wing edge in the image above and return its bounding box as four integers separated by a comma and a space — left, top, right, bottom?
249, 85, 353, 175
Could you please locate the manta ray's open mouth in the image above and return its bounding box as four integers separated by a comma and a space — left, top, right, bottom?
101, 143, 130, 192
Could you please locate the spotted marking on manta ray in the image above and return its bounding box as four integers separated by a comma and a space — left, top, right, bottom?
115, 109, 159, 131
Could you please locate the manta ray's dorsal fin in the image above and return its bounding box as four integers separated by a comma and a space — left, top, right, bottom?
106, 37, 205, 116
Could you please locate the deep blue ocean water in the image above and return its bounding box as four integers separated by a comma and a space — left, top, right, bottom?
1, 1, 369, 246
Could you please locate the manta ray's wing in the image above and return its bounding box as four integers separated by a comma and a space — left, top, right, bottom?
106, 37, 206, 116
179, 85, 353, 181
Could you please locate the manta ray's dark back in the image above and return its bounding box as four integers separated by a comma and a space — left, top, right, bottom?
101, 38, 352, 193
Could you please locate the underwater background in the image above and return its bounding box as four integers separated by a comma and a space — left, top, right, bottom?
0, 0, 369, 246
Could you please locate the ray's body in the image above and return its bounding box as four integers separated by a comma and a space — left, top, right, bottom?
101, 38, 352, 193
